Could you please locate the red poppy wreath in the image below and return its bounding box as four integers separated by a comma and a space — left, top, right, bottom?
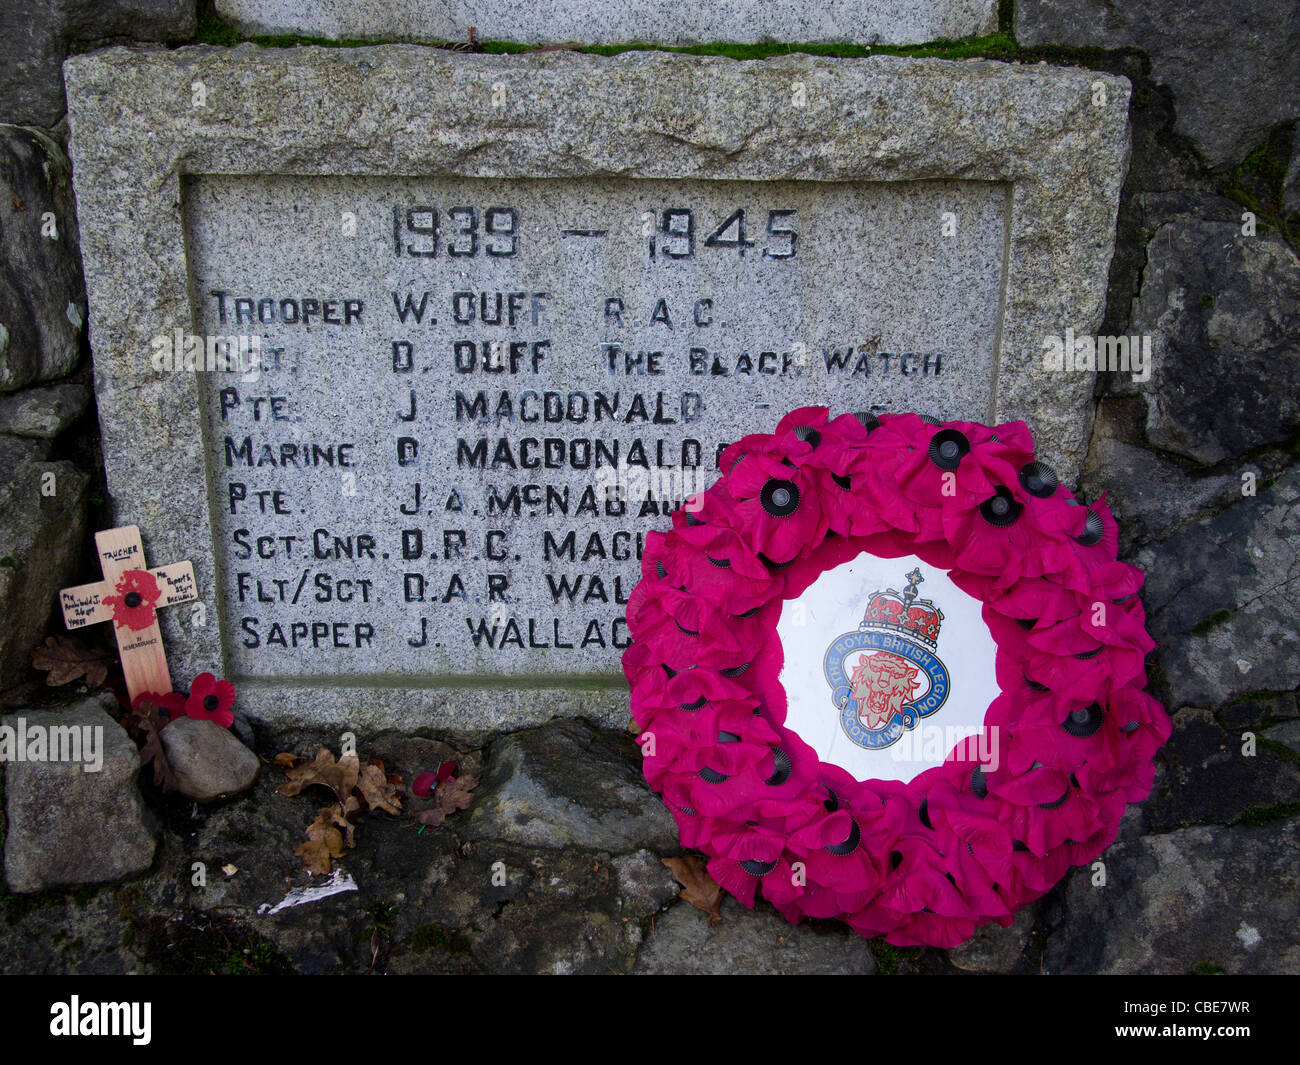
622, 407, 1171, 948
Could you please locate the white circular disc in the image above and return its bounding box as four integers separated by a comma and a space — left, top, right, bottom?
775, 552, 999, 785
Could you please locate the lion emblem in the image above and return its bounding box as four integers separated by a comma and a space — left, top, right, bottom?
849, 651, 923, 730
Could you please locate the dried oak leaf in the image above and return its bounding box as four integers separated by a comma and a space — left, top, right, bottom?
414, 773, 480, 827
296, 804, 348, 875
356, 760, 403, 816
30, 635, 114, 688
126, 698, 177, 792
334, 795, 363, 848
273, 752, 298, 767
138, 722, 177, 791
663, 855, 723, 926
278, 747, 360, 801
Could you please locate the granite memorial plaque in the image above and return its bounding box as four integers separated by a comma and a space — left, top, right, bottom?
214, 0, 1000, 48
65, 47, 1129, 735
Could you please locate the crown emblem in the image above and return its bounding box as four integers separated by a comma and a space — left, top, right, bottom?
858, 568, 944, 650
823, 565, 952, 751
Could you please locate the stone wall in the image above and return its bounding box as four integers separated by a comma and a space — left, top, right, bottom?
0, 1, 1295, 974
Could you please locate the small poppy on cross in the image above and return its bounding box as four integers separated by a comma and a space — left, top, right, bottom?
58, 525, 198, 703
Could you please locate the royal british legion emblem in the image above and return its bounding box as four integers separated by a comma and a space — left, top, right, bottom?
822, 567, 950, 750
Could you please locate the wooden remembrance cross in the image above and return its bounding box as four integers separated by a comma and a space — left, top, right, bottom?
58, 525, 198, 703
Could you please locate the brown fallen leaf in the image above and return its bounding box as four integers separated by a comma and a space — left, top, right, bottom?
282, 748, 407, 873
334, 794, 362, 848
138, 720, 176, 791
663, 855, 724, 926
278, 747, 360, 801
356, 761, 403, 816
30, 635, 114, 688
414, 773, 480, 827
295, 839, 333, 876
296, 804, 348, 874
123, 698, 177, 792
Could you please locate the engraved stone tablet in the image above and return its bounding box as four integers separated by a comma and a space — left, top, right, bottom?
64, 47, 1129, 735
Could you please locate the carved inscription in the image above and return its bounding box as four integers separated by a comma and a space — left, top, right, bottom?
184, 176, 1008, 677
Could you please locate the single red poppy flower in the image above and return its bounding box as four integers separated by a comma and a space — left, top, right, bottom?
413, 761, 457, 797
184, 672, 236, 728
104, 569, 162, 633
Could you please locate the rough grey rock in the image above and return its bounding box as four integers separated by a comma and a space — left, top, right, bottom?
391, 840, 661, 974
0, 6, 67, 133
0, 126, 84, 394
0, 431, 49, 469
1112, 802, 1152, 849
228, 708, 257, 752
1217, 691, 1299, 732
1046, 816, 1300, 974
215, 0, 999, 46
0, 887, 143, 975
0, 442, 89, 690
1016, 0, 1300, 169
0, 1, 195, 128
170, 759, 668, 974
463, 719, 677, 852
1143, 707, 1300, 832
0, 814, 297, 974
1263, 720, 1300, 755
2, 697, 156, 893
948, 904, 1038, 972
364, 731, 485, 784
1137, 467, 1300, 711
0, 718, 678, 974
1285, 133, 1300, 219
1125, 213, 1300, 465
169, 765, 416, 973
634, 897, 877, 974
614, 849, 680, 916
159, 716, 260, 802
1082, 435, 1247, 551
0, 381, 90, 437
61, 0, 196, 40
